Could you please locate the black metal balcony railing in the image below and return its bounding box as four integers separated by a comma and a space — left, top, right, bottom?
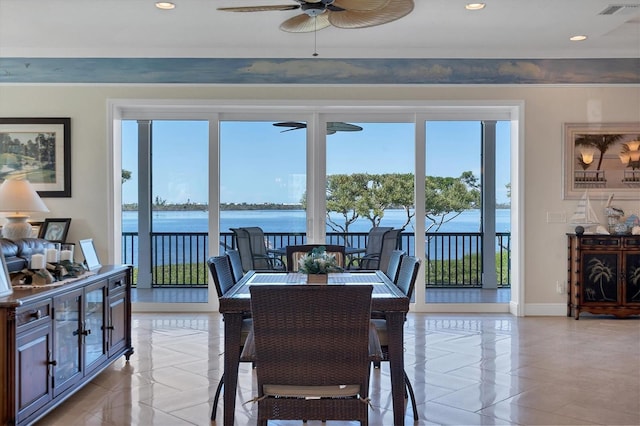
122, 231, 511, 288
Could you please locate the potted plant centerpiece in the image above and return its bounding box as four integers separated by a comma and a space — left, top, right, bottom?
298, 246, 342, 284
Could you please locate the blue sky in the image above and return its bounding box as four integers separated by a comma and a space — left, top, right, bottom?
122, 120, 510, 205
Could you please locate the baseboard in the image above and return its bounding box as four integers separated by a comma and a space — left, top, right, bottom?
524, 303, 567, 316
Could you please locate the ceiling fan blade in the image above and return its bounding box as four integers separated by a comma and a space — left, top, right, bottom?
217, 5, 300, 12
280, 13, 331, 33
273, 121, 307, 131
329, 0, 414, 29
327, 122, 363, 132
332, 0, 390, 12
273, 122, 363, 133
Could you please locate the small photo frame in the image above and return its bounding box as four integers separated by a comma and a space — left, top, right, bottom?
39, 218, 71, 243
29, 221, 43, 238
79, 238, 101, 271
0, 255, 13, 297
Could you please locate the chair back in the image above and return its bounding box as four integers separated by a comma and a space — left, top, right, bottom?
364, 226, 393, 256
385, 249, 405, 283
207, 255, 235, 298
395, 255, 421, 300
243, 226, 274, 270
226, 249, 244, 283
249, 284, 373, 423
285, 244, 346, 272
377, 228, 401, 272
230, 228, 253, 272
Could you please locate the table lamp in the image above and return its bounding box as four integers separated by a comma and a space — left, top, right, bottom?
0, 178, 49, 240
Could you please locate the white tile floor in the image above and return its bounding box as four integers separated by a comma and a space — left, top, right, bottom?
35, 312, 640, 425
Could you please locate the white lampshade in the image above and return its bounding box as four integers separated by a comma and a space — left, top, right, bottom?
0, 179, 49, 240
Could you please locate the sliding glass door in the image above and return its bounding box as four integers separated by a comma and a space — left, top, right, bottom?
115, 102, 519, 313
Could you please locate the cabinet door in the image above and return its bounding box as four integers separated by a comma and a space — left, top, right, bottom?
53, 288, 83, 396
107, 288, 128, 356
623, 251, 640, 305
580, 251, 619, 304
84, 280, 108, 374
16, 323, 53, 422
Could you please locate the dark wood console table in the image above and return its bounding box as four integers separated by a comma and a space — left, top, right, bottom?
567, 234, 640, 319
0, 265, 133, 425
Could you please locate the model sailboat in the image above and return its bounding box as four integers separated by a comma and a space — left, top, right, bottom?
570, 191, 601, 229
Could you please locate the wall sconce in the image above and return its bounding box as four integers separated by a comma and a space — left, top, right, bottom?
0, 179, 49, 240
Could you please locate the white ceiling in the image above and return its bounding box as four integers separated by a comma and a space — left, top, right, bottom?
0, 0, 639, 59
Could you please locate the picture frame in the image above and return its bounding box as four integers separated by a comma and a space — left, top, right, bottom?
79, 238, 101, 271
29, 221, 43, 238
0, 117, 71, 197
563, 122, 640, 200
38, 218, 71, 243
0, 255, 13, 297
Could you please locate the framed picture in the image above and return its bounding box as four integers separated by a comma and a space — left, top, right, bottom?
38, 218, 71, 243
79, 238, 101, 271
29, 221, 43, 238
563, 122, 640, 200
0, 117, 71, 197
0, 255, 12, 297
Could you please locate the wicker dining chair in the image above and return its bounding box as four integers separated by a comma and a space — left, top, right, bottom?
207, 254, 252, 421
285, 244, 346, 272
246, 285, 380, 426
225, 249, 244, 283
385, 249, 405, 283
371, 255, 421, 421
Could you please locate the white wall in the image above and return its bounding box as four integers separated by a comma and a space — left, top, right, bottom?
1, 84, 638, 314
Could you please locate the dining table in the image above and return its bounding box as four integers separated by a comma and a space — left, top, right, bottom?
218, 270, 410, 426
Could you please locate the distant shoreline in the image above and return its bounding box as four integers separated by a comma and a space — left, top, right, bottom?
122, 203, 511, 212
122, 202, 304, 212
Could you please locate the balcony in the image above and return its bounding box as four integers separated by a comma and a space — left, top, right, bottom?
122, 231, 511, 289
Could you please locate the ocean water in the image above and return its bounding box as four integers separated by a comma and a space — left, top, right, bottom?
121, 209, 510, 264
122, 209, 511, 233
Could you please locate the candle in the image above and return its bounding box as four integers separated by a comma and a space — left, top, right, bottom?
31, 253, 45, 269
60, 250, 73, 261
46, 248, 59, 263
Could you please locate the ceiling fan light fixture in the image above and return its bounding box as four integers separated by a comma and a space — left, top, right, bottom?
155, 2, 175, 10
465, 3, 486, 10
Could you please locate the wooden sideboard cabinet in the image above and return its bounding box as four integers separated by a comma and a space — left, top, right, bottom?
0, 265, 133, 425
567, 234, 640, 319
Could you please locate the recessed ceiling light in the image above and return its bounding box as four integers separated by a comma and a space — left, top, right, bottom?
570, 35, 588, 41
155, 2, 175, 10
465, 3, 486, 10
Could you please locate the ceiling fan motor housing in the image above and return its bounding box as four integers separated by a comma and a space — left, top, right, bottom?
301, 3, 327, 17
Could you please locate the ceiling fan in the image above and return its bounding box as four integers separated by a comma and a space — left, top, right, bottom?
217, 0, 414, 33
273, 121, 363, 134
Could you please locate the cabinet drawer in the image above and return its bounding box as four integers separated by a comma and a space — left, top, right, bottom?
109, 273, 127, 293
16, 300, 52, 330
579, 237, 621, 248
623, 237, 640, 248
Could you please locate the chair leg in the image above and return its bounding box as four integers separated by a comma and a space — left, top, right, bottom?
211, 374, 224, 420
404, 370, 419, 421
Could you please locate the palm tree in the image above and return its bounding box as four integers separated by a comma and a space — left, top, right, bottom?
587, 257, 615, 301
575, 134, 624, 171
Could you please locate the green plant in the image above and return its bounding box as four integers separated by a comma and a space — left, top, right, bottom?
298, 246, 342, 274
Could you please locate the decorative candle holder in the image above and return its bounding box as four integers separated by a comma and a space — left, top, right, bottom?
60, 243, 74, 262
45, 243, 61, 264
30, 250, 46, 270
